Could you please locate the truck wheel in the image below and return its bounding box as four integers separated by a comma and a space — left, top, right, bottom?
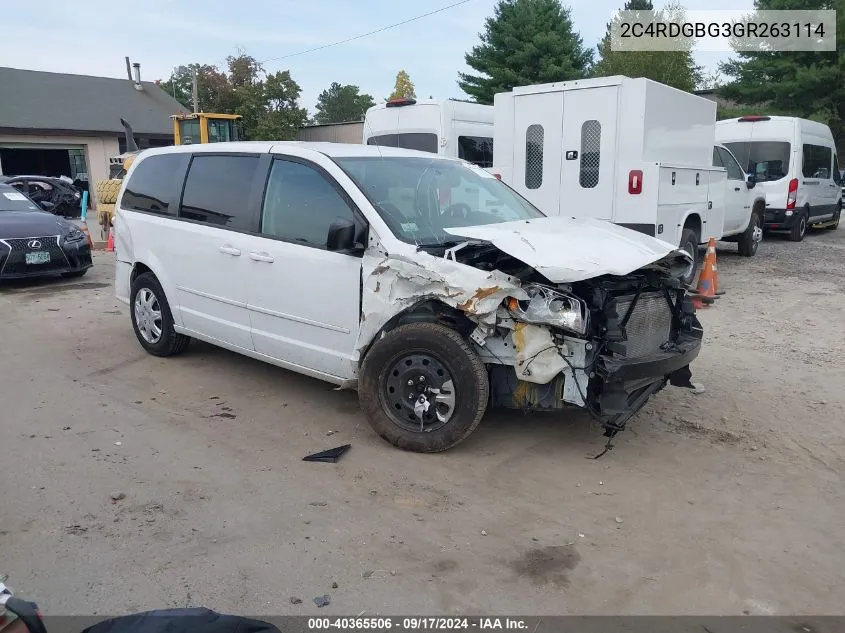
359, 323, 489, 453
679, 228, 700, 286
789, 210, 808, 242
130, 273, 190, 357
738, 211, 763, 257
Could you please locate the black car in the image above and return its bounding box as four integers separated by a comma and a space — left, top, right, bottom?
0, 184, 92, 279
0, 175, 82, 217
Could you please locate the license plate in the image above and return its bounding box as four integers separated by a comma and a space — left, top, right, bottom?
25, 251, 50, 265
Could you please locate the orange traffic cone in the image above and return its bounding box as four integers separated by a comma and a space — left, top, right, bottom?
694, 238, 718, 301
106, 227, 115, 252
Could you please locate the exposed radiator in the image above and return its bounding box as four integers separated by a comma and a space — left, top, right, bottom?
614, 292, 674, 358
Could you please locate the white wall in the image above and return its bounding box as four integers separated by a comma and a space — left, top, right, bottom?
0, 134, 120, 208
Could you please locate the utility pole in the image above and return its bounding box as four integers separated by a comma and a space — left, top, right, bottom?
191, 68, 199, 113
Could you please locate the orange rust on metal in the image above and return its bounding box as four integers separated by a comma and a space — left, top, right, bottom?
457, 286, 501, 313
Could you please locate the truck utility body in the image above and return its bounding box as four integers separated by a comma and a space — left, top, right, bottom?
364, 98, 494, 167
494, 77, 761, 278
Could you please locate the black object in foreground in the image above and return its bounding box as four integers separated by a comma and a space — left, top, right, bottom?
303, 444, 351, 463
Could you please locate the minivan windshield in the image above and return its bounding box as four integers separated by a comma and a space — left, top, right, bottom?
721, 141, 791, 182
335, 157, 545, 247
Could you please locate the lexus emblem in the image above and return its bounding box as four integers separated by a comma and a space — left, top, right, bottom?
27, 240, 42, 249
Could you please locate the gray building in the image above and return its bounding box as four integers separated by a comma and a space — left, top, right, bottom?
0, 66, 186, 189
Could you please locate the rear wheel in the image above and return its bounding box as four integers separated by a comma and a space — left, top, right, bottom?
789, 210, 808, 242
359, 323, 489, 453
130, 272, 190, 357
679, 228, 700, 286
738, 210, 763, 257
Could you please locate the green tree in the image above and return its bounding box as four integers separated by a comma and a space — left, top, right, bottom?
314, 82, 376, 123
389, 70, 416, 100
719, 0, 843, 148
458, 0, 593, 104
158, 55, 308, 141
592, 0, 702, 92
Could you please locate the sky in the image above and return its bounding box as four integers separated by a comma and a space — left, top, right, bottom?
0, 0, 753, 114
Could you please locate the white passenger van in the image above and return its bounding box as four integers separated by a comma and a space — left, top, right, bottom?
716, 116, 842, 240
114, 142, 703, 453
493, 77, 764, 284
363, 98, 494, 167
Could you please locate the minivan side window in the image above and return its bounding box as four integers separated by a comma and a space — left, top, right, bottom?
121, 154, 182, 215
179, 154, 261, 230
458, 136, 494, 168
367, 133, 438, 154
261, 159, 355, 249
525, 124, 544, 190
802, 144, 832, 179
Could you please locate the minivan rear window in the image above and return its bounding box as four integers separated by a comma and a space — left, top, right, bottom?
179, 155, 261, 231
121, 154, 183, 215
721, 141, 791, 182
366, 133, 438, 154
802, 144, 832, 179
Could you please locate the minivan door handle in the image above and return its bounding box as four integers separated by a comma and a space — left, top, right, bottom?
248, 251, 275, 263
218, 245, 242, 256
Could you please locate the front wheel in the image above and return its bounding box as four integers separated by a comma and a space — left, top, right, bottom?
678, 228, 700, 287
738, 211, 763, 257
359, 323, 489, 453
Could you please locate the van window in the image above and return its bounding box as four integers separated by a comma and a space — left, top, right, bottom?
261, 159, 354, 249
579, 120, 601, 188
367, 133, 438, 154
458, 136, 494, 168
525, 124, 544, 190
716, 147, 745, 180
712, 147, 724, 168
722, 141, 791, 183
802, 144, 832, 179
179, 154, 260, 230
834, 155, 841, 184
121, 154, 182, 216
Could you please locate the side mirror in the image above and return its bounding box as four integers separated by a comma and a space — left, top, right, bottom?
327, 217, 356, 252
745, 173, 756, 189
39, 200, 56, 212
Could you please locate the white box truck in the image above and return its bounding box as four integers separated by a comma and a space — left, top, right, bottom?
363, 98, 494, 167
493, 76, 764, 283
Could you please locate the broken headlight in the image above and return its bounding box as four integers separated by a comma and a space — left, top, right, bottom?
506, 283, 588, 335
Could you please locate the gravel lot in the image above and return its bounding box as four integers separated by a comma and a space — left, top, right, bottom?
1, 228, 844, 616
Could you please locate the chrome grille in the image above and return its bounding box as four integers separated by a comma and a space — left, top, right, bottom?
0, 236, 69, 275
615, 292, 673, 358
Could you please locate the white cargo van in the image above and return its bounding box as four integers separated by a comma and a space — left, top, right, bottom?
493, 77, 764, 283
363, 98, 494, 167
716, 116, 842, 240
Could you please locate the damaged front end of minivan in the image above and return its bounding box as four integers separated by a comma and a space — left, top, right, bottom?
357, 217, 703, 440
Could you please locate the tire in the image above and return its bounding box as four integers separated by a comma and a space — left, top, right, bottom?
738, 210, 762, 257
825, 204, 841, 230
789, 209, 808, 242
678, 228, 700, 287
95, 179, 121, 205
61, 269, 88, 279
359, 323, 489, 453
129, 272, 190, 357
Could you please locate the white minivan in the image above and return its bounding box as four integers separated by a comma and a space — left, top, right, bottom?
114, 142, 703, 452
363, 98, 494, 167
716, 115, 842, 240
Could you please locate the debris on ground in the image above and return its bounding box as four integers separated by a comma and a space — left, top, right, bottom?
303, 444, 350, 463
691, 383, 707, 395
110, 491, 126, 501
114, 441, 122, 446
290, 597, 302, 605
313, 595, 330, 608
615, 517, 624, 524
362, 570, 373, 578
480, 530, 488, 536
309, 502, 328, 507
331, 582, 338, 589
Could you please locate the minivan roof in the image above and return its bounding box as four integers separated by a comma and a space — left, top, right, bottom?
135, 141, 465, 161
716, 115, 834, 141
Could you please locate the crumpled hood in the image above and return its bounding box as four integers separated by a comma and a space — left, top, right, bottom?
444, 216, 690, 283
0, 210, 68, 239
